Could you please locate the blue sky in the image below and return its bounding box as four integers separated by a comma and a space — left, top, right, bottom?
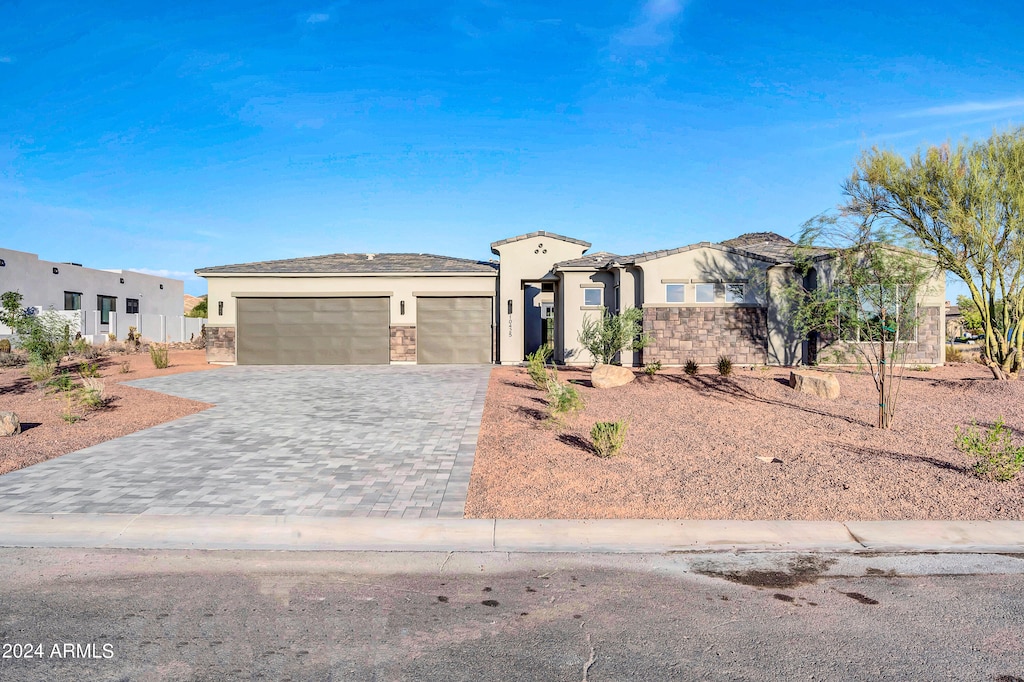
2, 1, 1023, 297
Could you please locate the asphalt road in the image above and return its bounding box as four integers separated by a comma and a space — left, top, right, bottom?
1, 549, 1022, 681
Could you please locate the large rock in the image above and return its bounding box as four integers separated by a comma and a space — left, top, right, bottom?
0, 411, 20, 436
591, 364, 635, 389
789, 370, 840, 400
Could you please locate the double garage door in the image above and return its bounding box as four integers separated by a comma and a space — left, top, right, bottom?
236, 296, 491, 365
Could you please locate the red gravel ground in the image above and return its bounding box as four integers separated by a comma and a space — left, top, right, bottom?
465, 363, 1024, 520
0, 350, 217, 475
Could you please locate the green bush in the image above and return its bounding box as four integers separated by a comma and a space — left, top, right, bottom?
955, 417, 1024, 482
0, 292, 75, 365
78, 377, 107, 409
643, 361, 662, 376
48, 370, 75, 393
27, 360, 56, 385
716, 356, 733, 376
590, 420, 628, 458
684, 359, 699, 376
149, 344, 170, 369
546, 377, 584, 421
526, 345, 553, 389
578, 307, 651, 365
77, 361, 100, 379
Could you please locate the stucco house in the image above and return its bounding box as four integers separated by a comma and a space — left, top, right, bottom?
0, 246, 201, 344
196, 231, 945, 367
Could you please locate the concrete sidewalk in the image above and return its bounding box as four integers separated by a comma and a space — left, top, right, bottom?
1, 514, 1022, 553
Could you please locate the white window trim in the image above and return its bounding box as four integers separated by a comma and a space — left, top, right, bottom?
694, 283, 716, 303
583, 287, 603, 307
725, 283, 745, 303
665, 283, 685, 303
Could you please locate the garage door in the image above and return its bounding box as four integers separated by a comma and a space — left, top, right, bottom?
236, 297, 389, 365
417, 297, 492, 364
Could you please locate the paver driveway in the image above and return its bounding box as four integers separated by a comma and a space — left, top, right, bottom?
0, 365, 491, 518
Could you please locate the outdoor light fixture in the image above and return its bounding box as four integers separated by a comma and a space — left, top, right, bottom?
218, 301, 223, 316
507, 299, 513, 314
0, 259, 5, 266
120, 277, 124, 284
52, 267, 59, 274
400, 300, 405, 315
159, 284, 164, 289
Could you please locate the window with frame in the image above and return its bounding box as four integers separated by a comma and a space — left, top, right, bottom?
126, 298, 140, 314
583, 287, 603, 307
725, 283, 745, 303
665, 284, 685, 303
694, 283, 716, 303
97, 295, 117, 325
64, 291, 81, 311
837, 284, 918, 342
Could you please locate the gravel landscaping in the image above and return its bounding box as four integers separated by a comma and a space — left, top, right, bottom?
0, 350, 217, 475
465, 363, 1024, 520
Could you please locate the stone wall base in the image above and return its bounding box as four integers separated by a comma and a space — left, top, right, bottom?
390, 325, 417, 363
205, 326, 236, 363
642, 306, 768, 365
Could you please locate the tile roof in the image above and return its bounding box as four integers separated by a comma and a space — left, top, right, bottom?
489, 231, 591, 253
196, 253, 499, 275
554, 251, 621, 269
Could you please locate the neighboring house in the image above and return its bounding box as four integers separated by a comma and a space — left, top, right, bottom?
0, 247, 202, 343
945, 303, 966, 340
196, 231, 946, 367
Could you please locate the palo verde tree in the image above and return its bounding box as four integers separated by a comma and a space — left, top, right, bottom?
786, 214, 938, 429
842, 128, 1024, 380
577, 307, 651, 366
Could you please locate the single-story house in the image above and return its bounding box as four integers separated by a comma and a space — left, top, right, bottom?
196, 231, 945, 366
0, 247, 201, 344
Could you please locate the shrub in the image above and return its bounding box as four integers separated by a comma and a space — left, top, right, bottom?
716, 356, 733, 376
911, 365, 932, 372
27, 360, 56, 385
945, 345, 964, 363
526, 345, 553, 389
77, 361, 100, 379
578, 307, 651, 365
149, 344, 170, 369
956, 417, 1024, 482
591, 420, 628, 458
48, 370, 75, 393
643, 361, 662, 376
107, 332, 117, 342
546, 376, 584, 421
119, 361, 132, 374
0, 352, 24, 367
78, 377, 107, 409
684, 359, 699, 376
127, 326, 141, 352
0, 292, 75, 365
0, 338, 10, 353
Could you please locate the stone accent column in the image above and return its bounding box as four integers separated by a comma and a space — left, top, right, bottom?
390, 325, 417, 363
205, 326, 236, 363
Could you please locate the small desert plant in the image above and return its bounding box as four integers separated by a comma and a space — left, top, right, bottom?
0, 338, 10, 353
127, 326, 141, 351
577, 307, 651, 365
77, 361, 100, 378
149, 343, 170, 369
0, 352, 23, 367
48, 370, 75, 393
911, 365, 932, 372
119, 360, 132, 374
945, 345, 964, 363
716, 356, 733, 376
78, 377, 107, 409
955, 417, 1024, 482
545, 376, 585, 422
643, 361, 662, 376
526, 345, 553, 389
107, 332, 117, 342
684, 359, 699, 376
71, 337, 90, 356
27, 360, 56, 385
591, 420, 628, 458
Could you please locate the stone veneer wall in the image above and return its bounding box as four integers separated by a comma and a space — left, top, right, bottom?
817, 305, 943, 365
390, 325, 417, 362
205, 326, 236, 363
642, 307, 769, 365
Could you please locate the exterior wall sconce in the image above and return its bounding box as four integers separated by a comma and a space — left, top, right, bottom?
218, 301, 223, 316
507, 299, 513, 314
159, 284, 164, 289
120, 277, 125, 284
52, 267, 59, 274
400, 300, 406, 315
0, 259, 5, 266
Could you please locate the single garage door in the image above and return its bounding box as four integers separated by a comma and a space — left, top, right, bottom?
236, 297, 389, 365
417, 297, 493, 364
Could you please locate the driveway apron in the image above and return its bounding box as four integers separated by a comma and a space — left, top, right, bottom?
0, 365, 491, 518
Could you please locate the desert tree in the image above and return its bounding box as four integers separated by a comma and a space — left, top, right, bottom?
577, 307, 651, 366
786, 214, 939, 429
842, 128, 1024, 380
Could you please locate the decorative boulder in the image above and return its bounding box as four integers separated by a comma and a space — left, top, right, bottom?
789, 370, 840, 400
591, 364, 635, 389
0, 411, 21, 437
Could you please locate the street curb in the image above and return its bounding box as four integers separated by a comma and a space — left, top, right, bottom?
0, 514, 1022, 553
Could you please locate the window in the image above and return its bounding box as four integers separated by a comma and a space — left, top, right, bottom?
126, 298, 139, 314
64, 291, 81, 311
583, 288, 603, 307
694, 283, 716, 303
725, 284, 745, 303
837, 284, 918, 342
97, 295, 116, 325
665, 284, 685, 303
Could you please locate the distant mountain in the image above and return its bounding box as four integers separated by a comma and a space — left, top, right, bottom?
184, 294, 207, 314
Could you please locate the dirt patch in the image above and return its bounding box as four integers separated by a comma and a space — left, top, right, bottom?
0, 350, 217, 475
695, 556, 837, 589
465, 363, 1024, 519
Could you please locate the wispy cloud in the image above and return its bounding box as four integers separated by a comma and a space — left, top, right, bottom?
306, 12, 330, 24
0, 56, 12, 63
899, 97, 1024, 118
613, 0, 685, 48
